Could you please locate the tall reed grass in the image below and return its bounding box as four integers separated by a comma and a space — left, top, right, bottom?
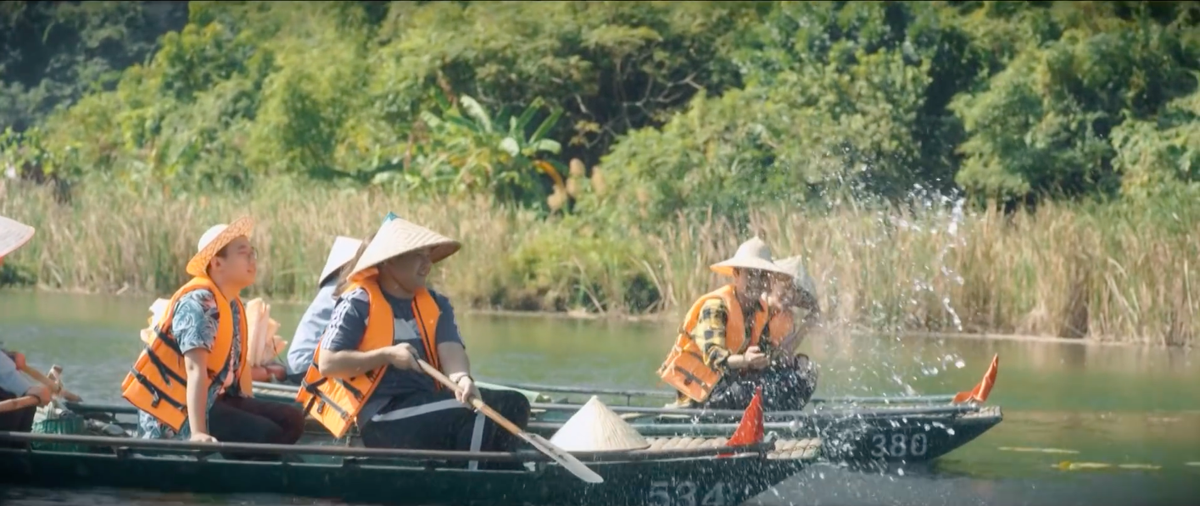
2, 180, 1195, 346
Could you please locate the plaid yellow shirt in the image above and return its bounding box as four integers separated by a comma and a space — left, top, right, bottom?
693, 298, 734, 368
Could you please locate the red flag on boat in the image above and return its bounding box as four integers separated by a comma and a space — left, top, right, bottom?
953, 353, 999, 404
725, 385, 765, 447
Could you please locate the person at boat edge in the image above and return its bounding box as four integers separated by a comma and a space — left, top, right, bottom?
296, 214, 530, 469
657, 236, 817, 412
0, 215, 54, 446
762, 254, 821, 404
121, 216, 305, 457
283, 235, 365, 385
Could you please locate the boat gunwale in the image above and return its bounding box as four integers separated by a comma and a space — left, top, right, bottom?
65, 398, 987, 425
526, 401, 985, 419
251, 380, 960, 405
0, 430, 783, 463
529, 407, 1005, 434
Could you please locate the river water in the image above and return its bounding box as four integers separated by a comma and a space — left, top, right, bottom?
1, 290, 1197, 506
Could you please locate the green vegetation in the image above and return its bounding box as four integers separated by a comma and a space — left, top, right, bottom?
2, 1, 1198, 345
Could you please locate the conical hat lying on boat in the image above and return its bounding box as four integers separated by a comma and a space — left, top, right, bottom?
549, 396, 650, 452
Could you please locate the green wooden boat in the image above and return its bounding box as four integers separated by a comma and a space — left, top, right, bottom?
243, 379, 1003, 467
0, 426, 819, 506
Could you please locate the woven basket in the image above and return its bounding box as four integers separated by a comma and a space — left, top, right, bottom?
31, 413, 89, 453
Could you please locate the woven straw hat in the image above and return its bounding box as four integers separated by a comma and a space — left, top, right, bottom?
186, 216, 255, 277
775, 255, 818, 300
317, 236, 363, 286
549, 396, 650, 452
710, 237, 791, 278
0, 216, 35, 258
346, 217, 460, 280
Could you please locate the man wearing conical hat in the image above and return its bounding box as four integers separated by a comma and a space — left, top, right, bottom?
658, 236, 797, 411
0, 215, 54, 445
122, 217, 305, 455
295, 214, 530, 466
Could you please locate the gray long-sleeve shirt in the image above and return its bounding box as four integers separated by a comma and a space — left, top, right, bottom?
286, 282, 340, 377
0, 348, 33, 396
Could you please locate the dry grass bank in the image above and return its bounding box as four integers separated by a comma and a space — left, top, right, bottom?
3, 181, 1195, 346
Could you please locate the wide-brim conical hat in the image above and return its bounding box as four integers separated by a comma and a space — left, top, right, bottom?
775, 255, 818, 299
0, 216, 35, 258
549, 396, 650, 452
347, 217, 461, 280
186, 216, 255, 277
318, 236, 363, 286
710, 236, 792, 277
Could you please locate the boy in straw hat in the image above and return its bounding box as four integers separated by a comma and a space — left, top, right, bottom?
122, 217, 305, 454
0, 215, 54, 445
658, 237, 812, 411
296, 214, 530, 464
283, 234, 364, 385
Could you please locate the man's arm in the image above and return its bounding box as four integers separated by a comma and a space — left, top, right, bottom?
429, 293, 470, 380
0, 349, 49, 406
439, 342, 471, 381
183, 348, 211, 436
171, 291, 220, 440
317, 291, 395, 376
693, 299, 763, 370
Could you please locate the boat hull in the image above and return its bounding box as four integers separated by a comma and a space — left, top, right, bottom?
0, 443, 805, 506
246, 386, 1002, 466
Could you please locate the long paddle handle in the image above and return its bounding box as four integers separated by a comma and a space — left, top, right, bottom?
416, 360, 523, 434
0, 395, 39, 414
19, 364, 83, 402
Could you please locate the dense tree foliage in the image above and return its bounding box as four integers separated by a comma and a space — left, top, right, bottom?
3, 1, 1198, 218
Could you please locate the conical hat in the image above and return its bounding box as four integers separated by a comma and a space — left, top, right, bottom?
710, 237, 791, 277
775, 255, 818, 300
318, 236, 363, 286
549, 396, 650, 452
346, 217, 461, 280
186, 216, 255, 277
0, 215, 35, 258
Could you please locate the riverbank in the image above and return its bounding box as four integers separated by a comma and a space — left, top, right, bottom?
2, 181, 1196, 346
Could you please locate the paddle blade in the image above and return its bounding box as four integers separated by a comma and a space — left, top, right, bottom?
953, 354, 999, 404
520, 432, 604, 484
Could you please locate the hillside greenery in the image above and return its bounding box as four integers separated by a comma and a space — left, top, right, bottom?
2, 1, 1198, 344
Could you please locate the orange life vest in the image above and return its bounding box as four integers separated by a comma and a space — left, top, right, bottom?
657, 284, 770, 403
121, 277, 251, 431
295, 278, 442, 438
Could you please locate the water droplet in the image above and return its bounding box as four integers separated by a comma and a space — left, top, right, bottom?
955, 359, 966, 369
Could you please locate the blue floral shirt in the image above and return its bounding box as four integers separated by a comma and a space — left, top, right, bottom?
136, 289, 242, 440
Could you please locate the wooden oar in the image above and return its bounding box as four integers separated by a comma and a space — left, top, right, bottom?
0, 395, 39, 414
19, 364, 83, 402
416, 360, 604, 484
